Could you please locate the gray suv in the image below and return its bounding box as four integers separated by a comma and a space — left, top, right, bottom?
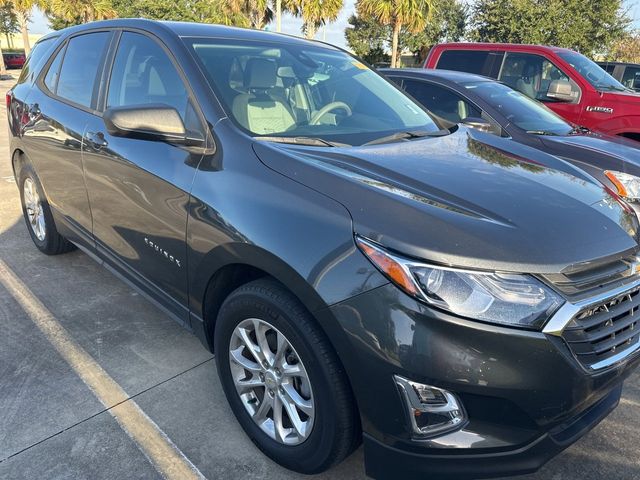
7, 19, 640, 479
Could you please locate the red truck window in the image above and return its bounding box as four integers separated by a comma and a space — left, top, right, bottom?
498, 53, 571, 101
437, 50, 489, 75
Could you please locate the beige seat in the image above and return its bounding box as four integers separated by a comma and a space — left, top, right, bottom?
232, 58, 297, 135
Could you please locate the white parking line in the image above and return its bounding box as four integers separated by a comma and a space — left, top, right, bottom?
0, 258, 207, 480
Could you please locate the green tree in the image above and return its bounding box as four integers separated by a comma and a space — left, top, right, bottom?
11, 0, 36, 54
470, 0, 629, 57
285, 0, 344, 39
43, 0, 116, 30
402, 0, 467, 64
0, 1, 19, 48
345, 8, 389, 62
236, 0, 272, 29
357, 0, 433, 68
347, 0, 463, 66
112, 0, 249, 26
607, 30, 640, 63
0, 45, 7, 77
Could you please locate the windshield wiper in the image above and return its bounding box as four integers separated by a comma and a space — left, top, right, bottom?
525, 130, 559, 136
363, 129, 449, 146
255, 136, 350, 147
594, 83, 628, 92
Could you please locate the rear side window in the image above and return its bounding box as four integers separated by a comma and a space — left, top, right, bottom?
436, 50, 490, 75
43, 46, 64, 93
49, 32, 111, 109
402, 79, 481, 123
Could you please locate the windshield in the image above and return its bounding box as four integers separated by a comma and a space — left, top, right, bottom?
557, 51, 628, 92
187, 38, 441, 145
465, 81, 573, 135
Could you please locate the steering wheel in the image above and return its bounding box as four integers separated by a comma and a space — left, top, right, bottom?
310, 101, 352, 125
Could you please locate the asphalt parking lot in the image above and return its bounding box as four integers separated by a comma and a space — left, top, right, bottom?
0, 70, 639, 480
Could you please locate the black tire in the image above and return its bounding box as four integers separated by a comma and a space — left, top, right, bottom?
18, 163, 76, 255
214, 278, 360, 474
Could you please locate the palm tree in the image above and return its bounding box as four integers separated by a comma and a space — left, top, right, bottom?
286, 0, 343, 39
358, 0, 433, 67
229, 0, 272, 29
11, 0, 35, 55
0, 45, 8, 78
44, 0, 115, 24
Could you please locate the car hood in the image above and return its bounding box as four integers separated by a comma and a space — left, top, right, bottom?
541, 133, 640, 172
252, 127, 639, 274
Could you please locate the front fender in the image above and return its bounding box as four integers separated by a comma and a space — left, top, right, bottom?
186, 141, 387, 323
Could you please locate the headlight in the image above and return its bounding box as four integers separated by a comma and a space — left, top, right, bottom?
356, 236, 564, 329
605, 170, 640, 201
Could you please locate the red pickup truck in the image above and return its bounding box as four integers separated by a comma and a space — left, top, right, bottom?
425, 43, 640, 141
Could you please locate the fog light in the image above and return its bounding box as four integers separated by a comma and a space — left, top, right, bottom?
394, 375, 466, 437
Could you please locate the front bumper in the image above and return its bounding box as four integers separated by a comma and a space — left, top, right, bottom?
326, 283, 640, 479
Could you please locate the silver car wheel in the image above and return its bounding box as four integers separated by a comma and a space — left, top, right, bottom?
229, 318, 315, 445
23, 177, 46, 242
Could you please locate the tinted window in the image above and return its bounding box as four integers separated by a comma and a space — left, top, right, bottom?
499, 53, 575, 102
43, 45, 64, 93
558, 51, 626, 92
402, 79, 480, 123
107, 32, 190, 119
621, 66, 640, 91
56, 32, 110, 108
599, 63, 616, 74
466, 81, 572, 135
17, 38, 56, 84
436, 50, 490, 75
188, 38, 440, 145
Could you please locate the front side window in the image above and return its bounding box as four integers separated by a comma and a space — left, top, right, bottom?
55, 32, 111, 108
402, 79, 481, 124
557, 51, 627, 92
499, 53, 573, 101
465, 81, 573, 135
107, 33, 190, 118
187, 38, 440, 145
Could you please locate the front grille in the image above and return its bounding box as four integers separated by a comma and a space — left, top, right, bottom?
562, 286, 640, 369
542, 254, 639, 297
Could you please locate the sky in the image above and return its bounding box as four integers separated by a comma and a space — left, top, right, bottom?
26, 0, 640, 50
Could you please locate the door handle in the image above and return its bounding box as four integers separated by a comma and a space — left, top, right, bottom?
85, 131, 108, 149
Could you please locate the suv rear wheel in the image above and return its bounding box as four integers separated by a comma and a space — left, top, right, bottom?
214, 278, 359, 474
18, 164, 75, 255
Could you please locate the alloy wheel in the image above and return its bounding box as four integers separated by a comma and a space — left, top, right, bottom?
23, 177, 46, 242
228, 318, 315, 445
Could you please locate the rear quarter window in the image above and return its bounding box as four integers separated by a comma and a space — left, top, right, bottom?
16, 37, 56, 85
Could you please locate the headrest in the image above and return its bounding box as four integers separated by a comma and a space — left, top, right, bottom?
244, 58, 277, 89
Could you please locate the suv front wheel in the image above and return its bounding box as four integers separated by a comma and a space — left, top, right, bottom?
214, 278, 360, 474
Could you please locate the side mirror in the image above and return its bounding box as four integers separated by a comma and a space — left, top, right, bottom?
461, 116, 493, 133
546, 80, 578, 102
103, 104, 202, 145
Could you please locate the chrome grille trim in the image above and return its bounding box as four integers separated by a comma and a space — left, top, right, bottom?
543, 277, 640, 371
